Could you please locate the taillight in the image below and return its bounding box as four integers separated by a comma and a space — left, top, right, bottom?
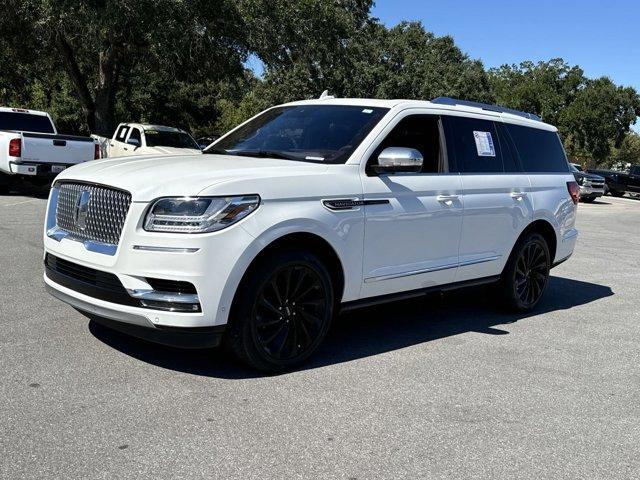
9, 138, 21, 157
94, 143, 100, 159
567, 181, 580, 205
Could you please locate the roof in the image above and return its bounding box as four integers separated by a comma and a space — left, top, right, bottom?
123, 123, 185, 133
281, 97, 556, 131
0, 106, 49, 116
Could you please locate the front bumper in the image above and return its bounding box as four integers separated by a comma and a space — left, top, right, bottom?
45, 281, 224, 348
44, 191, 258, 331
579, 184, 604, 197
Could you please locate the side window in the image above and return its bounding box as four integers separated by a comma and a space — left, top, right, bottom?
446, 116, 505, 173
368, 115, 446, 173
495, 123, 520, 173
505, 124, 570, 173
128, 128, 142, 144
115, 126, 130, 142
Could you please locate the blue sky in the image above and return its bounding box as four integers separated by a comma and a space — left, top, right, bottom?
372, 0, 639, 91
246, 1, 639, 129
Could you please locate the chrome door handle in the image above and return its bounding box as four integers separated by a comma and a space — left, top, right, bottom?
510, 192, 528, 200
437, 194, 459, 204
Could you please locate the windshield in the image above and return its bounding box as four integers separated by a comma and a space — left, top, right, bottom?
207, 105, 389, 163
144, 130, 199, 149
0, 112, 55, 133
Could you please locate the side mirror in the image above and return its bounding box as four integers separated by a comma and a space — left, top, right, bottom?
126, 138, 141, 148
372, 147, 423, 174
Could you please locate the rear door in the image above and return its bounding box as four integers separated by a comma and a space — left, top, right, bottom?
360, 112, 464, 298
445, 115, 533, 282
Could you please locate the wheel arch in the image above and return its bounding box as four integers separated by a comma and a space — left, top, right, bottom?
215, 224, 351, 327
514, 219, 558, 262
239, 232, 346, 304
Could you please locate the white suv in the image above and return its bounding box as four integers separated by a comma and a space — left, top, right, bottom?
43, 97, 579, 372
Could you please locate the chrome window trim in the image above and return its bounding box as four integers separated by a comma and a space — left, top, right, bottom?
364, 255, 501, 283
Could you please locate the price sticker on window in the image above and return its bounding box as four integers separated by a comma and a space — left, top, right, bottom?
473, 131, 496, 157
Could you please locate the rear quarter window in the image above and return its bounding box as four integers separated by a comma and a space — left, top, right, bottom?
505, 124, 569, 173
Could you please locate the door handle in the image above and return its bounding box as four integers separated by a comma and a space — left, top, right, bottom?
437, 194, 459, 204
510, 192, 528, 200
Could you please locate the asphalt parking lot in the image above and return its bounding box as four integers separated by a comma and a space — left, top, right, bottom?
1, 187, 638, 480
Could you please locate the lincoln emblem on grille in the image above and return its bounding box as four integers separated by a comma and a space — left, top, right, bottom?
73, 190, 91, 231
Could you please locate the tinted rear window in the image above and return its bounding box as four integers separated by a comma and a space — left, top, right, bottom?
505, 124, 569, 173
0, 112, 55, 133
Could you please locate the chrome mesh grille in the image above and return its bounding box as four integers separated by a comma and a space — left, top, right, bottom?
56, 182, 132, 245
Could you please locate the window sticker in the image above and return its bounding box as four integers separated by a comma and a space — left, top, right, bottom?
473, 131, 496, 157
362, 109, 373, 114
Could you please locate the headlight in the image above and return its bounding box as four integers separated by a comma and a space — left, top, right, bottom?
144, 195, 260, 233
577, 176, 584, 185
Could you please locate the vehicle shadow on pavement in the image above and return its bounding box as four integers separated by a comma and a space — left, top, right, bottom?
88, 276, 613, 379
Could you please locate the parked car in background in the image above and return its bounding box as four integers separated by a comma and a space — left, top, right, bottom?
43, 97, 578, 372
107, 123, 201, 157
587, 165, 640, 197
0, 107, 98, 193
196, 135, 221, 150
570, 163, 605, 202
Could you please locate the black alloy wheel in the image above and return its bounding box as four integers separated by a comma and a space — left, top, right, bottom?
513, 241, 549, 308
226, 250, 334, 373
500, 232, 550, 311
253, 264, 329, 361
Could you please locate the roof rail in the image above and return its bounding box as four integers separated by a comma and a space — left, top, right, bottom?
431, 97, 542, 121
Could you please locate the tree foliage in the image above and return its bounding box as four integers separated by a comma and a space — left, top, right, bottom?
489, 60, 640, 164
0, 0, 638, 165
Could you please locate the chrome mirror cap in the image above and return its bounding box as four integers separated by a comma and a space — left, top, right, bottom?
374, 147, 423, 174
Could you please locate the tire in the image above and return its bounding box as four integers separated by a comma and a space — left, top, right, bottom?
609, 189, 625, 197
0, 174, 11, 195
225, 249, 335, 373
580, 196, 595, 203
499, 232, 551, 312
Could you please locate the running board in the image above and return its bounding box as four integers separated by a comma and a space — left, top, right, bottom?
340, 275, 501, 312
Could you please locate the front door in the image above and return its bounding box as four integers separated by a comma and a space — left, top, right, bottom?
360, 113, 464, 298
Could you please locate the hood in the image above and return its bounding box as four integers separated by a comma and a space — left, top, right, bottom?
576, 171, 605, 181
142, 146, 202, 156
56, 154, 329, 201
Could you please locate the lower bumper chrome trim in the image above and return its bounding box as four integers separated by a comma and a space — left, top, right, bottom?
132, 245, 200, 253
45, 282, 154, 328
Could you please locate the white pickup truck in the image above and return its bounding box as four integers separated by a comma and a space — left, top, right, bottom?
106, 123, 201, 157
0, 107, 98, 193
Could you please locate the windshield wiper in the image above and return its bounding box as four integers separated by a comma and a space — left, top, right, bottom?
231, 150, 301, 160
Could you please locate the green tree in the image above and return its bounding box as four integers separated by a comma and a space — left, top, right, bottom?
612, 132, 640, 166
1, 0, 246, 135
560, 78, 640, 163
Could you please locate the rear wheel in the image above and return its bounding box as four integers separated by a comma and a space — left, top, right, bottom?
226, 250, 335, 373
500, 232, 550, 312
0, 173, 11, 195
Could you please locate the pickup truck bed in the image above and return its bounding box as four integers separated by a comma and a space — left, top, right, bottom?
0, 107, 98, 190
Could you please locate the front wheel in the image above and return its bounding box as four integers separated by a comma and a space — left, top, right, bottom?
500, 232, 550, 312
609, 189, 625, 197
580, 196, 595, 203
225, 250, 335, 373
